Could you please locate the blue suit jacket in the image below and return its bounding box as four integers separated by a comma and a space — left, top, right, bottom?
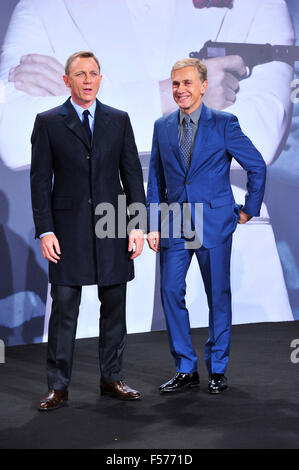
147, 103, 267, 248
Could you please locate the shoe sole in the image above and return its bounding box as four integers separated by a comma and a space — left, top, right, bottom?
159, 383, 200, 394
208, 386, 228, 395
100, 389, 141, 400
38, 400, 68, 411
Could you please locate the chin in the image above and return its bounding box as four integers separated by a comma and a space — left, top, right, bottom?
180, 105, 190, 112
179, 103, 191, 111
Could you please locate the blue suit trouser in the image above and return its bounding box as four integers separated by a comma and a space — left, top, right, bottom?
160, 235, 232, 374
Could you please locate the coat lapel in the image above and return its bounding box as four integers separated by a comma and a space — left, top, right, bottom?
60, 97, 91, 150
59, 98, 111, 157
91, 99, 111, 157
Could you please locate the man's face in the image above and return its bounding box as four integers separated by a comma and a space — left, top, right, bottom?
63, 57, 102, 108
172, 66, 208, 114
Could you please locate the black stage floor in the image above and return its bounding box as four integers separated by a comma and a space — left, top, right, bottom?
0, 321, 299, 449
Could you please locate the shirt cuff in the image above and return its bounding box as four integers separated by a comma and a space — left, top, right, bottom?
39, 232, 54, 239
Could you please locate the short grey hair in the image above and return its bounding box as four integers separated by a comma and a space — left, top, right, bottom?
65, 51, 101, 75
171, 58, 207, 82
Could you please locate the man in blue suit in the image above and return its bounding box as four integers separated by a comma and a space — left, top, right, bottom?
147, 58, 266, 394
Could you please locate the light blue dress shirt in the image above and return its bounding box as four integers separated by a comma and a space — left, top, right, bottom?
70, 98, 96, 134
40, 99, 97, 239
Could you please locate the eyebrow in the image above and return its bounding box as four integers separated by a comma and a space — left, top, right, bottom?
172, 79, 193, 85
74, 70, 99, 74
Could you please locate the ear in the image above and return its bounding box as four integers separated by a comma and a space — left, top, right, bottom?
63, 74, 71, 88
201, 80, 208, 95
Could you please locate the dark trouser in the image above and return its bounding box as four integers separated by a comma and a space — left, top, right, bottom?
47, 283, 127, 390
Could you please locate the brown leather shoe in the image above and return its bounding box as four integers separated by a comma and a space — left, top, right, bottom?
100, 381, 141, 400
38, 389, 68, 411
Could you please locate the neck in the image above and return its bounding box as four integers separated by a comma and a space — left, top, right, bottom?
71, 97, 96, 109
180, 101, 202, 115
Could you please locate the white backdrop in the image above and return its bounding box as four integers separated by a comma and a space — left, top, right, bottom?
0, 0, 296, 345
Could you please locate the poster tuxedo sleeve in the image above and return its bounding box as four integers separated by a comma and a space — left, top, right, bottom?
226, 0, 295, 166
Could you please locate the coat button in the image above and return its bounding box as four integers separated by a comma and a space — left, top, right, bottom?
186, 181, 190, 185
86, 154, 91, 159
88, 198, 93, 204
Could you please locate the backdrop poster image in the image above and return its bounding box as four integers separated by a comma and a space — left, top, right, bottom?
0, 0, 298, 346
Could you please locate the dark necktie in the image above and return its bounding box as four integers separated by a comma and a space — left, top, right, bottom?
180, 115, 193, 170
83, 109, 92, 145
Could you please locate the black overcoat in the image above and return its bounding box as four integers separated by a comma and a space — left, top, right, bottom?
30, 98, 146, 286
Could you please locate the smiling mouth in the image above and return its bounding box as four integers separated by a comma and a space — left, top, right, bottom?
177, 95, 191, 104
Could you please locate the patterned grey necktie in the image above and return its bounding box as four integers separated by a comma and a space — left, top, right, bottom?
180, 115, 193, 170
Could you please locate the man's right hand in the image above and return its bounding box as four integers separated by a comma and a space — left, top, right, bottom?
202, 55, 247, 109
40, 233, 61, 263
147, 231, 160, 253
8, 54, 68, 96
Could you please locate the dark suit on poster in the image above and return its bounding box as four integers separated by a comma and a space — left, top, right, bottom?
31, 97, 145, 389
147, 103, 266, 375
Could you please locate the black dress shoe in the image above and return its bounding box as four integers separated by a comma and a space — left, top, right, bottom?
208, 374, 228, 394
159, 372, 200, 393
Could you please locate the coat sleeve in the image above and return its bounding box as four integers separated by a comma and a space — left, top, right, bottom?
225, 114, 267, 217
146, 121, 167, 232
119, 113, 146, 229
30, 114, 55, 238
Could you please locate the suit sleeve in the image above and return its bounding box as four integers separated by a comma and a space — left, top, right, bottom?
30, 114, 55, 238
119, 113, 146, 229
146, 122, 167, 232
225, 115, 267, 217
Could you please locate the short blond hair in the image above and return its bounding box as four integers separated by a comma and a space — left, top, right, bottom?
171, 58, 207, 82
65, 51, 101, 75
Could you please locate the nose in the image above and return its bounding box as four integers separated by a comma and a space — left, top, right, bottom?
84, 74, 92, 83
177, 83, 186, 93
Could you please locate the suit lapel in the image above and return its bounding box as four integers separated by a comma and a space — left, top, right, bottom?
188, 104, 215, 178
60, 98, 91, 150
166, 110, 186, 174
165, 104, 215, 176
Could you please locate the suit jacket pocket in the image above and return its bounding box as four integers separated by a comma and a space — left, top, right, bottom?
210, 195, 234, 208
52, 197, 73, 210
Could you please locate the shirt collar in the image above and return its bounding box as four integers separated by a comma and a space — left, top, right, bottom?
179, 102, 203, 126
70, 98, 97, 119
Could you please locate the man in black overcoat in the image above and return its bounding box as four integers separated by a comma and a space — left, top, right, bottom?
30, 51, 146, 410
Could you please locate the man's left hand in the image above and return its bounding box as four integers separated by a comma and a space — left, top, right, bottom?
128, 229, 145, 259
8, 54, 68, 96
238, 210, 252, 224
